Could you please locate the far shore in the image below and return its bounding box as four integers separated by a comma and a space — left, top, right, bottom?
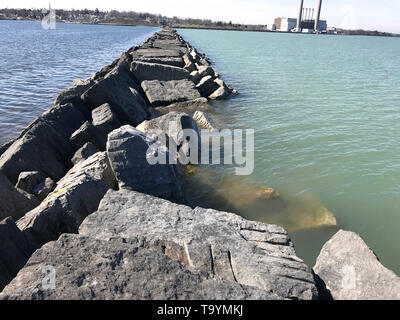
1, 17, 399, 38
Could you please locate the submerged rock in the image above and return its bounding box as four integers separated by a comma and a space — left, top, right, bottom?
106, 126, 184, 203
0, 234, 278, 300
79, 189, 319, 300
313, 230, 400, 300
0, 218, 38, 292
17, 152, 117, 245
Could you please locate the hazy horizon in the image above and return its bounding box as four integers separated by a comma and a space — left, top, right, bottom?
1, 0, 400, 34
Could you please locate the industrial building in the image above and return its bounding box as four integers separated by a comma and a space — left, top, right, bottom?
274, 17, 297, 32
274, 0, 327, 33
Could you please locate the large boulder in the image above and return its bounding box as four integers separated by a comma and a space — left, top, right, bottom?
17, 152, 117, 246
79, 189, 319, 300
0, 103, 87, 184
81, 65, 149, 127
91, 103, 121, 137
0, 234, 278, 300
106, 126, 184, 203
0, 172, 39, 221
137, 111, 200, 157
196, 75, 220, 98
141, 80, 201, 106
130, 61, 190, 82
0, 218, 38, 292
313, 230, 400, 300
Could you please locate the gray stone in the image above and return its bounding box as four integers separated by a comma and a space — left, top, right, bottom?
193, 111, 218, 130
154, 98, 213, 117
106, 126, 183, 203
137, 111, 200, 153
17, 152, 117, 246
141, 80, 201, 106
313, 230, 400, 300
0, 171, 39, 221
54, 79, 94, 107
79, 189, 319, 300
0, 103, 87, 184
131, 61, 190, 82
33, 177, 55, 201
197, 65, 216, 78
196, 75, 220, 98
71, 142, 100, 166
16, 171, 46, 194
91, 103, 121, 137
0, 234, 279, 300
0, 218, 38, 292
70, 121, 105, 151
134, 57, 184, 68
189, 70, 202, 84
81, 65, 150, 127
209, 85, 230, 100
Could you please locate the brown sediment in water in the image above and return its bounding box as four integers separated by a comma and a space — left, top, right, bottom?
183, 166, 337, 232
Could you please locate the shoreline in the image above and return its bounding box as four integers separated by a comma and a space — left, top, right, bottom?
0, 28, 399, 300
1, 18, 399, 38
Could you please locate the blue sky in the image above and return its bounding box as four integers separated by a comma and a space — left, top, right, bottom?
1, 0, 400, 33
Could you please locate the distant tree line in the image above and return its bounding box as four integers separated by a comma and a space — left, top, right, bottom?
0, 8, 398, 36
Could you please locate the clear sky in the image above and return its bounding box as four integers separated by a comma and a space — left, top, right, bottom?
1, 0, 400, 33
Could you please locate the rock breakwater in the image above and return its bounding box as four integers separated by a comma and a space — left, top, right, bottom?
0, 28, 398, 300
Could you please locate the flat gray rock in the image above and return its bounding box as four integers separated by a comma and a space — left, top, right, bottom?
0, 234, 279, 300
131, 61, 190, 82
0, 171, 39, 221
141, 80, 201, 106
81, 65, 149, 127
0, 217, 37, 291
313, 230, 400, 300
79, 189, 319, 300
106, 126, 183, 203
91, 103, 121, 137
17, 152, 117, 245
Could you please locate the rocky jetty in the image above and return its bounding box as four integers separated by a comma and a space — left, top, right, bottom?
0, 28, 398, 300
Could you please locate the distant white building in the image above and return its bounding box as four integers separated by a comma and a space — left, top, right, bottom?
266, 24, 276, 31
274, 18, 297, 32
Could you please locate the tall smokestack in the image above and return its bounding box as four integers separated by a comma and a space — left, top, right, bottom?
296, 0, 304, 30
314, 0, 322, 31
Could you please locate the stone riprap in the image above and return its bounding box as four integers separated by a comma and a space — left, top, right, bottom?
1, 28, 396, 301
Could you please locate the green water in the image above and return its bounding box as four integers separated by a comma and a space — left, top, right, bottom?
178, 29, 400, 275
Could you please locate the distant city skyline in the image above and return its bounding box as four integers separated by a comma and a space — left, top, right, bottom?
1, 0, 400, 33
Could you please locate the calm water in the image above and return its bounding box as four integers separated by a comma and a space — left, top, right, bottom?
178, 29, 400, 275
0, 21, 399, 274
0, 20, 160, 144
